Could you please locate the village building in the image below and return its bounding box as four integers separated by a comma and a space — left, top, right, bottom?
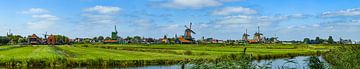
28, 34, 41, 45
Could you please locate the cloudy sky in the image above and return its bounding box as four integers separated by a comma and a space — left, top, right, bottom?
0, 0, 359, 40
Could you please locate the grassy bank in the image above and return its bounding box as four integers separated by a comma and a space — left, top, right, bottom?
324, 45, 360, 69
0, 44, 337, 68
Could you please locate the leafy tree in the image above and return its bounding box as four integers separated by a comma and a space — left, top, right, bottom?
303, 38, 310, 44
93, 37, 98, 42
98, 36, 104, 41
315, 37, 321, 43
134, 36, 141, 40
7, 35, 22, 44
17, 38, 28, 44
54, 35, 69, 44
126, 36, 133, 40
327, 36, 334, 44
105, 37, 111, 40
0, 36, 10, 45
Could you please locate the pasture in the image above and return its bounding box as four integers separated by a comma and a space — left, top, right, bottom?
0, 44, 338, 67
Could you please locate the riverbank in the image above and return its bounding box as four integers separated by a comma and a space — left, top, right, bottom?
323, 45, 360, 69
0, 44, 338, 68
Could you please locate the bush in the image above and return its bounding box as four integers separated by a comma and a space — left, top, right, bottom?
184, 50, 192, 55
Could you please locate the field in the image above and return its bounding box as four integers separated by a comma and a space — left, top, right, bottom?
0, 44, 338, 68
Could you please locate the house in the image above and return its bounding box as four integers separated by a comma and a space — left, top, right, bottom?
28, 34, 41, 45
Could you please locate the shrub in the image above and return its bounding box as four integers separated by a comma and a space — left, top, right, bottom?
184, 50, 192, 55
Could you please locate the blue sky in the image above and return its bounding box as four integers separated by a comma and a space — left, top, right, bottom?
0, 0, 359, 40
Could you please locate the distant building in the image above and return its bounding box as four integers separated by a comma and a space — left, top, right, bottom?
354, 41, 360, 44
47, 35, 56, 45
162, 35, 169, 43
339, 38, 352, 44
242, 26, 264, 44
28, 34, 41, 45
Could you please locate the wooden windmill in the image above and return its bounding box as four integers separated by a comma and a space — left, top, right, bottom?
179, 22, 196, 43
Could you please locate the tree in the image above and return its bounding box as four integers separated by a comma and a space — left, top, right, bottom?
98, 36, 104, 41
303, 38, 310, 44
105, 37, 111, 40
8, 35, 22, 44
315, 37, 321, 43
93, 37, 98, 42
17, 38, 28, 44
0, 36, 10, 45
327, 36, 334, 44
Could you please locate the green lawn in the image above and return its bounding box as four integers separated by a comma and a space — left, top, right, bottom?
0, 44, 338, 67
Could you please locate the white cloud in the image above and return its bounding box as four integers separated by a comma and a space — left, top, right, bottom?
20, 8, 60, 30
82, 6, 122, 24
21, 8, 49, 14
85, 5, 121, 14
32, 14, 59, 21
82, 14, 117, 24
132, 18, 155, 27
214, 15, 287, 26
322, 8, 360, 17
27, 14, 59, 29
212, 7, 257, 15
157, 0, 241, 9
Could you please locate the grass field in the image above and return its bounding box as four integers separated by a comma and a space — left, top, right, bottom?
0, 44, 338, 67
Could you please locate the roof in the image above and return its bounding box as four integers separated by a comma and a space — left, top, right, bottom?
30, 34, 39, 38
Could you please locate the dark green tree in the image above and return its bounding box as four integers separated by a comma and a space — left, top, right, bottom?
0, 36, 10, 45
7, 35, 22, 44
98, 36, 104, 41
105, 36, 111, 40
327, 36, 334, 44
93, 37, 98, 42
303, 38, 310, 44
17, 38, 28, 44
315, 37, 321, 43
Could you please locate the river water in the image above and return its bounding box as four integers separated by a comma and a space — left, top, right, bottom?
0, 56, 329, 69
126, 56, 329, 69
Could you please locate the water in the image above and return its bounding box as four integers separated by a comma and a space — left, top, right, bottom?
125, 65, 179, 69
125, 56, 329, 69
0, 56, 329, 69
253, 56, 329, 69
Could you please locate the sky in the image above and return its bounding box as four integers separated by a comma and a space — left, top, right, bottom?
0, 0, 359, 41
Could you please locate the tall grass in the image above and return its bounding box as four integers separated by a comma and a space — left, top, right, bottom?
324, 45, 360, 69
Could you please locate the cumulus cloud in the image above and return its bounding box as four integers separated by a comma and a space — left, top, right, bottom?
322, 8, 360, 17
213, 15, 287, 27
82, 6, 121, 24
154, 0, 242, 9
132, 18, 156, 27
82, 14, 118, 24
85, 5, 121, 14
212, 7, 257, 15
21, 8, 49, 14
27, 14, 59, 29
21, 8, 59, 30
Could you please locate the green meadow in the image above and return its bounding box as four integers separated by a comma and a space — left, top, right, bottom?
0, 44, 340, 67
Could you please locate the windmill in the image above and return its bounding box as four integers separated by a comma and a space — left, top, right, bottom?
179, 22, 196, 43
111, 25, 118, 40
242, 29, 250, 41
184, 22, 196, 40
43, 32, 48, 44
43, 32, 48, 39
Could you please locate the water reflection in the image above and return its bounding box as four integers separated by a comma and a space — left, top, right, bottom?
127, 56, 330, 69
253, 56, 329, 69
0, 56, 329, 69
